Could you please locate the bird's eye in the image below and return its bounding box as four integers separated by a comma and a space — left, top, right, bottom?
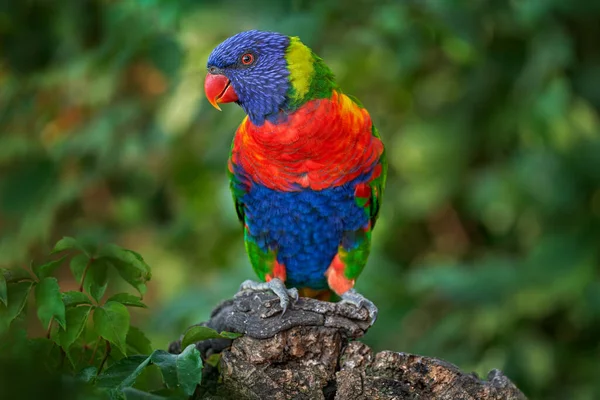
241, 53, 255, 65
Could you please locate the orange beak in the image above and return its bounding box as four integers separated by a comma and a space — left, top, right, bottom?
204, 73, 239, 111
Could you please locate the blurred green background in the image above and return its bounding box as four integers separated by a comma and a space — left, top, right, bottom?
2, 0, 600, 398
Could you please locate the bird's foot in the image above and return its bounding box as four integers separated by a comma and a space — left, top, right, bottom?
340, 289, 378, 325
236, 278, 299, 315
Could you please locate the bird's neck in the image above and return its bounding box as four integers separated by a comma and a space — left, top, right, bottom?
284, 54, 338, 111
258, 45, 338, 126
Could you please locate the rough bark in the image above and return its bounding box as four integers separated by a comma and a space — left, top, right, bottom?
169, 292, 527, 400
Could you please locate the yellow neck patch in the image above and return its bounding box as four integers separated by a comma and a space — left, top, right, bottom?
285, 37, 314, 101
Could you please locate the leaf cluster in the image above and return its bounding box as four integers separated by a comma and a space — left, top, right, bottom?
0, 237, 208, 399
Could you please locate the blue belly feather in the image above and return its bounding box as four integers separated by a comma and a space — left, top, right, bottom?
242, 175, 370, 289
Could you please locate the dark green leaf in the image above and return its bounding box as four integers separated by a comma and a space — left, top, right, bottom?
117, 357, 153, 389
62, 291, 93, 307
97, 347, 201, 396
1, 267, 34, 283
33, 255, 67, 279
107, 293, 147, 308
70, 254, 90, 283
52, 237, 89, 256
151, 345, 202, 396
93, 301, 130, 354
126, 326, 153, 355
55, 305, 92, 350
108, 389, 126, 400
0, 273, 6, 306
77, 366, 98, 384
84, 259, 109, 303
96, 355, 149, 388
27, 337, 60, 368
35, 277, 66, 330
123, 388, 169, 400
0, 282, 34, 334
181, 325, 239, 348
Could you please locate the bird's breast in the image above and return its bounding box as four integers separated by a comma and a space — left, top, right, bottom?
230, 91, 383, 192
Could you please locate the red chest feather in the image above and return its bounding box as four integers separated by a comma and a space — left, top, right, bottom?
230, 91, 383, 191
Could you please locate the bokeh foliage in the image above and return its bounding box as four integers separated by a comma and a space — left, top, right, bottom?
1, 0, 600, 398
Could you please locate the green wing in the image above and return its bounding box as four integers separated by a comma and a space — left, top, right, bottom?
368, 125, 387, 229
228, 156, 246, 226
341, 124, 387, 282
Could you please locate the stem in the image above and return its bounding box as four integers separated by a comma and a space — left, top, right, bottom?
89, 337, 101, 364
22, 263, 38, 283
79, 258, 94, 292
59, 348, 66, 369
97, 341, 111, 375
78, 344, 89, 365
46, 316, 54, 339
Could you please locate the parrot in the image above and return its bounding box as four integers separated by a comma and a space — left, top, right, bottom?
204, 30, 386, 323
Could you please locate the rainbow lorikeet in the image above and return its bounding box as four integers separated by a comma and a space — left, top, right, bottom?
204, 30, 386, 323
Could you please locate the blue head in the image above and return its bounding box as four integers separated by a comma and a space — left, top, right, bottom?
205, 30, 291, 125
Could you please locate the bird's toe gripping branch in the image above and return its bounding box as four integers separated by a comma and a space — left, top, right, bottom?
237, 278, 299, 315
340, 288, 378, 325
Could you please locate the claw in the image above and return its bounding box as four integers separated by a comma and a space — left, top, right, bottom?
287, 287, 299, 301
340, 288, 378, 325
237, 278, 298, 316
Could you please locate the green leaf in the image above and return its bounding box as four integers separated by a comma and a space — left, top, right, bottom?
219, 331, 243, 339
181, 325, 240, 348
93, 301, 130, 355
175, 345, 203, 396
0, 273, 7, 307
1, 267, 34, 283
54, 305, 92, 350
96, 355, 150, 388
0, 282, 34, 334
100, 245, 150, 272
107, 293, 147, 308
33, 255, 67, 279
62, 291, 93, 307
70, 255, 108, 303
126, 326, 153, 355
52, 237, 89, 256
84, 259, 109, 303
111, 259, 150, 296
151, 345, 202, 396
205, 353, 221, 367
35, 277, 66, 330
99, 245, 151, 296
70, 254, 90, 282
148, 352, 179, 389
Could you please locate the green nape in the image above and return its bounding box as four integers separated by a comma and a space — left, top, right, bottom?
285, 37, 339, 111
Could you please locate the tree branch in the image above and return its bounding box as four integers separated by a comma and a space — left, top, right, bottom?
169, 292, 527, 400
